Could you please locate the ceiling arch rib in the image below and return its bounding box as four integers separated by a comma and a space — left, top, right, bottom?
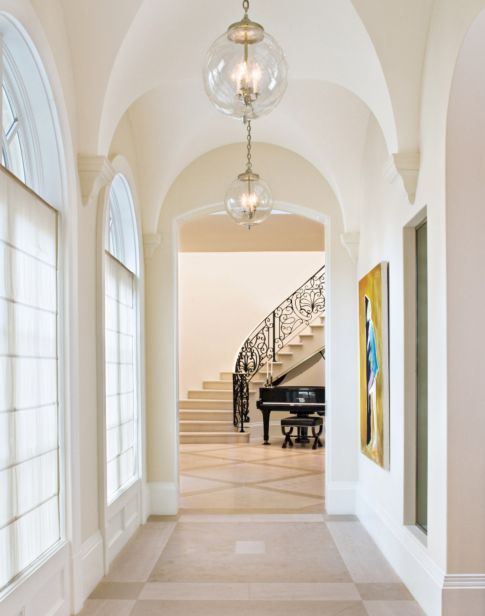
99, 0, 397, 156
123, 79, 372, 234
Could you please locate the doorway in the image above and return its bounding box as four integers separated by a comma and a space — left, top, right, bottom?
176, 207, 326, 514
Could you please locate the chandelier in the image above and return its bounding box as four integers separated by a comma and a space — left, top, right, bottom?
225, 120, 272, 229
203, 0, 288, 121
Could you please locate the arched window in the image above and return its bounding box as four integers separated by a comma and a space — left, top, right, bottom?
105, 174, 140, 504
0, 15, 65, 592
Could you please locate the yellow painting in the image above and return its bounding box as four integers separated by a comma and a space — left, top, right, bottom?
359, 262, 389, 469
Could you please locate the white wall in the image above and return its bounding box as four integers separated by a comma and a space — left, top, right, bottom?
178, 251, 324, 395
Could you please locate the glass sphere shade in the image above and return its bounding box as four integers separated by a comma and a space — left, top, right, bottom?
225, 172, 273, 227
203, 23, 288, 120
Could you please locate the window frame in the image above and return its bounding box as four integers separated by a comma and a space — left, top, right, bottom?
98, 168, 144, 571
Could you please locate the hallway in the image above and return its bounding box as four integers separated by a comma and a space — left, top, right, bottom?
81, 444, 423, 615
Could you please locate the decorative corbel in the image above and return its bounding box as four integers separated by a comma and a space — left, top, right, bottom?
143, 233, 162, 260
383, 152, 420, 204
78, 155, 116, 208
340, 232, 360, 263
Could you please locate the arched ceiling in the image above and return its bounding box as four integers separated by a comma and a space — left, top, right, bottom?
57, 0, 436, 232
125, 79, 371, 232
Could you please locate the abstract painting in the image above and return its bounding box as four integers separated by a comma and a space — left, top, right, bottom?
359, 262, 389, 469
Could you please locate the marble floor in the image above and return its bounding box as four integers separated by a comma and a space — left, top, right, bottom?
81, 442, 424, 615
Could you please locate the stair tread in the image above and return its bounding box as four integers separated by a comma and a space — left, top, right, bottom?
180, 420, 233, 424
180, 431, 243, 436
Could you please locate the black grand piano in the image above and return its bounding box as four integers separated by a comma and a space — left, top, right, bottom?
256, 386, 325, 445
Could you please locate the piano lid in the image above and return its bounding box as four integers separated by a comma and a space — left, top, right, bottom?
258, 385, 325, 404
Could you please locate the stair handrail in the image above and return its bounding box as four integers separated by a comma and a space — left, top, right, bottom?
233, 265, 326, 432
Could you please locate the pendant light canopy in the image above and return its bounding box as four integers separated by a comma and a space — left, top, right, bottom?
203, 0, 288, 121
225, 120, 272, 229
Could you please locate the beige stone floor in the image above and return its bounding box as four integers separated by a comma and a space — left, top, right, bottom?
81, 442, 424, 615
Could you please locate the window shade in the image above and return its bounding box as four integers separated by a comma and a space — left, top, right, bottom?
105, 252, 137, 502
0, 168, 59, 591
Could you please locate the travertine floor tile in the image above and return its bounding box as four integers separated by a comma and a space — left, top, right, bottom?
90, 582, 143, 600
140, 582, 250, 600
260, 472, 325, 497
327, 522, 400, 583
149, 521, 351, 583
78, 599, 135, 616
179, 453, 237, 471
180, 474, 232, 494
184, 461, 311, 484
357, 583, 413, 600
105, 522, 176, 582
200, 445, 313, 462
179, 513, 325, 523
179, 484, 321, 511
131, 600, 368, 615
364, 600, 425, 615
249, 582, 360, 601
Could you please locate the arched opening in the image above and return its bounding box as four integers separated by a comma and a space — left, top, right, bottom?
145, 144, 359, 517
176, 202, 326, 513
99, 169, 145, 569
0, 10, 67, 596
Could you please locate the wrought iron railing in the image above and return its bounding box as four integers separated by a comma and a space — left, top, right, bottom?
233, 265, 326, 432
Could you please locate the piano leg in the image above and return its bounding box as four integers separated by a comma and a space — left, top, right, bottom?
262, 408, 271, 445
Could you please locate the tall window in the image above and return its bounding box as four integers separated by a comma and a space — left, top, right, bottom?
0, 17, 63, 591
105, 174, 140, 503
416, 221, 428, 531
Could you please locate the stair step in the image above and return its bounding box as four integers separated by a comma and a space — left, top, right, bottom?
179, 399, 233, 410
220, 372, 233, 381
203, 380, 233, 390
299, 333, 314, 340
288, 342, 304, 348
188, 389, 233, 401
276, 352, 293, 358
180, 410, 233, 421
180, 431, 250, 444
310, 324, 324, 331
180, 420, 235, 432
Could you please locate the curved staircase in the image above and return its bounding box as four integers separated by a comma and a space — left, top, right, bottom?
179, 314, 325, 444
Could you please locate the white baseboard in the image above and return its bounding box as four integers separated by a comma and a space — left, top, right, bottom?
356, 488, 443, 616
81, 531, 104, 600
149, 481, 178, 515
325, 481, 356, 514
442, 578, 485, 616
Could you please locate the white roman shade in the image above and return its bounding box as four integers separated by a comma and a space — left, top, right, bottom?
105, 252, 137, 502
0, 168, 59, 590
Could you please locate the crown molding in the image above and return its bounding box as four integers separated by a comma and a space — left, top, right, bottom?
78, 155, 116, 208
143, 233, 162, 260
340, 232, 360, 263
383, 152, 420, 204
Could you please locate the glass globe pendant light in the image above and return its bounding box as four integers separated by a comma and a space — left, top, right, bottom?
225, 120, 272, 229
203, 0, 288, 121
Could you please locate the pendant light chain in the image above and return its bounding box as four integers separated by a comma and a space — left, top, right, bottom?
246, 120, 252, 173
243, 0, 250, 15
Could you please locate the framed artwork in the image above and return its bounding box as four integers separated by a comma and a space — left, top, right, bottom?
359, 262, 390, 469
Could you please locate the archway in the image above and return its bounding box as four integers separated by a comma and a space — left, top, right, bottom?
144, 143, 359, 516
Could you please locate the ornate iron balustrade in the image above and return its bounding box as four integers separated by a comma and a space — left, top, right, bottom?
233, 265, 326, 432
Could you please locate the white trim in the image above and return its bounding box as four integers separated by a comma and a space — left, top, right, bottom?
149, 482, 178, 516
356, 487, 443, 616
0, 542, 70, 616
325, 481, 356, 514
70, 531, 103, 613
443, 575, 485, 589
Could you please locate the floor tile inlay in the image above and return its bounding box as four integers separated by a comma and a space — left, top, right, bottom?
81, 443, 424, 615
